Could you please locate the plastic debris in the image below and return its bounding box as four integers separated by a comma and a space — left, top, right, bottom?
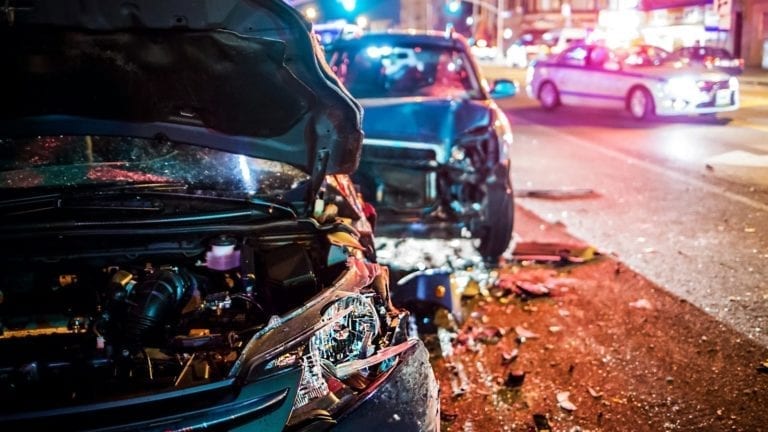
629, 298, 653, 310
505, 370, 526, 387
448, 361, 471, 397
532, 413, 552, 432
515, 280, 551, 296
557, 391, 577, 411
515, 325, 540, 341
441, 411, 458, 422
437, 327, 456, 358
501, 349, 519, 364
477, 326, 505, 345
587, 386, 603, 398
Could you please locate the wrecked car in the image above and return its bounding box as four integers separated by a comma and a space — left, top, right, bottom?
325, 31, 517, 263
0, 1, 438, 431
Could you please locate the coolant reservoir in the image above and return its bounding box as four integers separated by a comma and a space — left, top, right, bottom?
205, 236, 240, 271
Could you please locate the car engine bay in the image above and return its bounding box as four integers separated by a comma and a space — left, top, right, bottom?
0, 219, 389, 413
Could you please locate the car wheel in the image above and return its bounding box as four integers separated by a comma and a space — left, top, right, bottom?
538, 81, 559, 110
474, 174, 515, 265
628, 87, 654, 120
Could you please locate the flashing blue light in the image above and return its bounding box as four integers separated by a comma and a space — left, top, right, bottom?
341, 0, 356, 12
447, 0, 461, 13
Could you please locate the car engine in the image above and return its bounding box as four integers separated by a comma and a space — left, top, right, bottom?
0, 231, 351, 412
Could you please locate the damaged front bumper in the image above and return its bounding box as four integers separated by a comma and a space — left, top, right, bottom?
354, 133, 507, 238
330, 339, 440, 432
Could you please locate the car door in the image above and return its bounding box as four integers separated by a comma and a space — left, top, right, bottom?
552, 45, 592, 106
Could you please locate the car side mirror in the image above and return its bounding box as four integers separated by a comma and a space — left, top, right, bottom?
490, 78, 518, 98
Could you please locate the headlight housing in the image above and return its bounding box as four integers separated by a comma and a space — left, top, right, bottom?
258, 291, 413, 427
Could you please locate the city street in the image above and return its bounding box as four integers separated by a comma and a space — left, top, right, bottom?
484, 65, 768, 347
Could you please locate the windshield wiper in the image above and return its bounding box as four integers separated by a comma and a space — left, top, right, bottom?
0, 183, 186, 216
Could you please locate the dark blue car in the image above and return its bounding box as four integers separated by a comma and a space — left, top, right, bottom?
326, 31, 517, 263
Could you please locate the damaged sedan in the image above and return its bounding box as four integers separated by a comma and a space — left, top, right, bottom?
325, 31, 517, 263
0, 1, 438, 431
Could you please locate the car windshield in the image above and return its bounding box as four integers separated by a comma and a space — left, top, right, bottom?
0, 136, 309, 197
327, 43, 482, 99
620, 46, 670, 67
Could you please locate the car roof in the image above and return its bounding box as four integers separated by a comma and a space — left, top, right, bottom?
327, 30, 469, 49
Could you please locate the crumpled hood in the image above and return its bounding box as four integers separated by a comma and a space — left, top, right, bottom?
359, 97, 492, 145
0, 0, 363, 175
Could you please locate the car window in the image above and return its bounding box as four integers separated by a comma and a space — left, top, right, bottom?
327, 43, 482, 99
559, 45, 588, 67
622, 46, 669, 66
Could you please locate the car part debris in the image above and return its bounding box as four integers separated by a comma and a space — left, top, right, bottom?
515, 188, 596, 200
532, 413, 553, 432
515, 325, 540, 341
501, 349, 519, 364
557, 391, 577, 411
587, 386, 603, 398
505, 370, 526, 387
629, 298, 653, 310
515, 280, 551, 296
511, 242, 598, 264
449, 361, 471, 397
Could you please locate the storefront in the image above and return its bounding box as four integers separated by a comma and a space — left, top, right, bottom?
598, 0, 738, 55
742, 0, 768, 68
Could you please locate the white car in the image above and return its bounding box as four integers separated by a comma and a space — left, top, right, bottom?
526, 44, 739, 120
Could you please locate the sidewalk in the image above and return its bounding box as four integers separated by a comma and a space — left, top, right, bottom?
738, 67, 768, 86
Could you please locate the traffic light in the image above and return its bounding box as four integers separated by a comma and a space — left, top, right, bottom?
446, 0, 461, 14
340, 0, 356, 12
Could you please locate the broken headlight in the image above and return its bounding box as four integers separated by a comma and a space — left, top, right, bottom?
262, 292, 413, 426
311, 294, 380, 365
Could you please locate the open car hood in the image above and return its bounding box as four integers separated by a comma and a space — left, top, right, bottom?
0, 0, 363, 175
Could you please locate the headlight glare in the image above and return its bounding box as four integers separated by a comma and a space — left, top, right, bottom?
665, 77, 702, 100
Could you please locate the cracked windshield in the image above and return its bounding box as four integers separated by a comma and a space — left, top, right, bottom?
1, 1, 767, 432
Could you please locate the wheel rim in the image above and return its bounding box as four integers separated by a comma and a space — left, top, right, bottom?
540, 84, 556, 107
630, 90, 647, 118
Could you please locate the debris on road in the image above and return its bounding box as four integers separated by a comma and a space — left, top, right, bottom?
501, 349, 519, 364
557, 391, 577, 412
505, 370, 526, 387
629, 298, 653, 310
515, 187, 596, 200
532, 413, 553, 432
758, 359, 768, 373
515, 325, 540, 341
587, 386, 603, 398
511, 242, 598, 265
449, 361, 471, 397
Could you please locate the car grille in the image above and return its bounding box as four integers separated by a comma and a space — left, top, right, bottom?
361, 145, 438, 162
697, 80, 729, 92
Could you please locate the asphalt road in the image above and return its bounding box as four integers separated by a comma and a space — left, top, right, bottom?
482, 65, 768, 347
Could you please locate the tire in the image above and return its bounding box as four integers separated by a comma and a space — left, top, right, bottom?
474, 171, 515, 266
628, 87, 654, 120
538, 81, 560, 110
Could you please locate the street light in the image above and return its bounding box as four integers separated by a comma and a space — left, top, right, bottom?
304, 6, 317, 20
356, 15, 368, 29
